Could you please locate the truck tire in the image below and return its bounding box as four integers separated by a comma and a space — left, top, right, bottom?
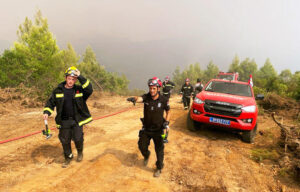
241, 124, 257, 143
187, 110, 198, 131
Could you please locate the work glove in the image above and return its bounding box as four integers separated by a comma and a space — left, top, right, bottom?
162, 123, 169, 143
163, 121, 169, 129
74, 69, 80, 77
162, 132, 168, 143
127, 97, 136, 106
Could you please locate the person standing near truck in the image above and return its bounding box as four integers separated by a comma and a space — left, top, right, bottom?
180, 78, 194, 110
193, 78, 204, 99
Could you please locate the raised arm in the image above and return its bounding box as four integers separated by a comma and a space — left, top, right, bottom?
77, 75, 93, 101
127, 96, 143, 105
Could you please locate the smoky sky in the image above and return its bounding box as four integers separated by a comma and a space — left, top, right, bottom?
0, 0, 299, 89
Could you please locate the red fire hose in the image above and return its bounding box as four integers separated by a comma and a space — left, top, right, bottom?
0, 107, 136, 144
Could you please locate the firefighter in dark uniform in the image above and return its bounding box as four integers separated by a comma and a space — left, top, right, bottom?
43, 66, 93, 168
180, 78, 194, 110
127, 77, 170, 177
193, 78, 204, 99
162, 76, 175, 100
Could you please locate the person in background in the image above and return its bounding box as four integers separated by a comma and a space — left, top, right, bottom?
162, 76, 175, 101
193, 78, 204, 99
180, 78, 194, 110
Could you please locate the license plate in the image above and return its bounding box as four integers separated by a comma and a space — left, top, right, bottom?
209, 117, 230, 125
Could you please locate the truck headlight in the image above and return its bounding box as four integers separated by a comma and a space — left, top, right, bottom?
194, 97, 204, 104
242, 118, 253, 123
242, 105, 256, 112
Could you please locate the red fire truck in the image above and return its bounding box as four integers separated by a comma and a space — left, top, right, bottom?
188, 78, 264, 143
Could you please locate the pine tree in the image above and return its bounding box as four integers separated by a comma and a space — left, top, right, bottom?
204, 60, 219, 82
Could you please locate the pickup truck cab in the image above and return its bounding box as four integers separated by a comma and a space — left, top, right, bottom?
187, 78, 263, 143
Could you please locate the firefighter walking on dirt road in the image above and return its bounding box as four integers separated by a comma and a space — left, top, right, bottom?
162, 76, 175, 100
43, 66, 93, 168
127, 77, 170, 177
180, 78, 194, 110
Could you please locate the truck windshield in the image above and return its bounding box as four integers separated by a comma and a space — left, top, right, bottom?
205, 81, 252, 97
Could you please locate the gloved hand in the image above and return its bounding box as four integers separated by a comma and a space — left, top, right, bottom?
162, 126, 169, 143
74, 69, 80, 77
163, 121, 169, 129
127, 97, 136, 106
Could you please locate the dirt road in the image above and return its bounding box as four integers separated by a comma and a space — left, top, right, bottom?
0, 95, 299, 192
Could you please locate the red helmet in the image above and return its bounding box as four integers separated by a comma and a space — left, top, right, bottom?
165, 76, 170, 81
185, 78, 190, 82
148, 77, 162, 87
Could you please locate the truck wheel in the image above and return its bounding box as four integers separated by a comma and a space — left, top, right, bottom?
187, 110, 198, 131
241, 124, 257, 143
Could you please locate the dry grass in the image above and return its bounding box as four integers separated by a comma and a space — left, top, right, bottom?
250, 148, 280, 162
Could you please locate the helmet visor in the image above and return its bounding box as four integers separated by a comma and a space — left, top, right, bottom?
148, 79, 160, 87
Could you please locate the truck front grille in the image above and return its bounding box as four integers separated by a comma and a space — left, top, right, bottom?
204, 100, 242, 117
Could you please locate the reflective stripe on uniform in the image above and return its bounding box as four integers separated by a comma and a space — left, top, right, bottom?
56, 93, 64, 98
75, 93, 83, 97
43, 107, 53, 114
78, 117, 93, 126
82, 80, 90, 89
165, 84, 173, 87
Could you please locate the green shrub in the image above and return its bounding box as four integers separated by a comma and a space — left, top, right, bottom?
253, 86, 267, 96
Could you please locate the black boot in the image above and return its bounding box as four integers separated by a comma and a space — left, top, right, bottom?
153, 169, 162, 177
144, 151, 150, 166
75, 141, 83, 162
62, 153, 73, 168
77, 151, 83, 162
